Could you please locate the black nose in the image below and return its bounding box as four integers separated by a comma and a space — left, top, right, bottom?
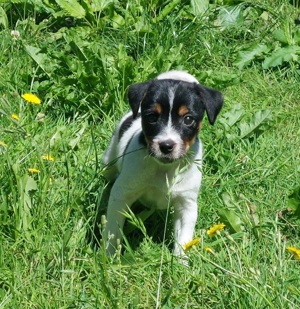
159, 140, 175, 154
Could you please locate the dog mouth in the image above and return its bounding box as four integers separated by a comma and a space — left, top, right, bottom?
151, 154, 179, 164
148, 144, 186, 164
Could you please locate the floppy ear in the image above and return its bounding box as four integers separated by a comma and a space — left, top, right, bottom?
128, 81, 151, 118
195, 84, 224, 125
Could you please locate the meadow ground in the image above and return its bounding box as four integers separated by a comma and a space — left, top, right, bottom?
0, 1, 300, 308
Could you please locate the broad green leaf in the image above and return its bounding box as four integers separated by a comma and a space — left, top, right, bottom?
134, 16, 152, 33
0, 7, 8, 29
262, 45, 300, 69
80, 0, 97, 23
211, 72, 240, 87
221, 192, 234, 208
288, 186, 300, 218
153, 0, 180, 23
90, 0, 114, 12
218, 4, 244, 28
24, 176, 38, 194
111, 12, 125, 29
239, 109, 272, 139
69, 123, 87, 149
219, 103, 245, 128
234, 44, 269, 69
25, 45, 50, 76
223, 0, 245, 3
19, 175, 38, 232
273, 29, 288, 44
49, 126, 66, 147
294, 29, 300, 44
55, 0, 86, 19
218, 208, 243, 233
191, 0, 209, 16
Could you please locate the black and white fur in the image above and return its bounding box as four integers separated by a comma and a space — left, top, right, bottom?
102, 71, 223, 258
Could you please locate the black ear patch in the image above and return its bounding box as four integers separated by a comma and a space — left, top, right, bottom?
195, 84, 224, 125
128, 81, 151, 118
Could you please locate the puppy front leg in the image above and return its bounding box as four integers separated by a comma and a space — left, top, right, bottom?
104, 198, 127, 255
173, 200, 198, 258
103, 182, 136, 256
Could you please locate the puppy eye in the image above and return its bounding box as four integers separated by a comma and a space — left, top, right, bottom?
146, 114, 159, 124
183, 115, 195, 126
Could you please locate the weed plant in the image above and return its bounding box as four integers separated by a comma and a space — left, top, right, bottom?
0, 0, 300, 308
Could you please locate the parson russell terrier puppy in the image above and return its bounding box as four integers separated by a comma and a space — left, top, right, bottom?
102, 70, 223, 258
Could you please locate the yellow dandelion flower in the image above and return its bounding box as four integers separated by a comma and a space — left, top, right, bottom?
183, 238, 200, 252
28, 168, 40, 173
21, 93, 41, 105
0, 140, 7, 147
11, 113, 20, 121
205, 247, 214, 254
42, 154, 54, 161
207, 223, 226, 237
287, 247, 300, 260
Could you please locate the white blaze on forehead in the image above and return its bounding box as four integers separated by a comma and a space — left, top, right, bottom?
154, 70, 199, 146
168, 86, 175, 126
154, 125, 182, 143
154, 85, 182, 147
166, 84, 182, 129
157, 71, 199, 127
156, 70, 199, 84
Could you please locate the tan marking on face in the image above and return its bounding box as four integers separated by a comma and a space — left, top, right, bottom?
178, 105, 189, 117
154, 103, 162, 114
199, 122, 203, 131
184, 136, 196, 152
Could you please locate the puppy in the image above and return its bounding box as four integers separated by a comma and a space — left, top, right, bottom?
102, 70, 223, 258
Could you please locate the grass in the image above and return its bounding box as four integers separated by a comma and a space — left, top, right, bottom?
0, 0, 300, 307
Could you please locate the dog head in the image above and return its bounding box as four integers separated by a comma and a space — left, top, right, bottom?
128, 71, 223, 163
